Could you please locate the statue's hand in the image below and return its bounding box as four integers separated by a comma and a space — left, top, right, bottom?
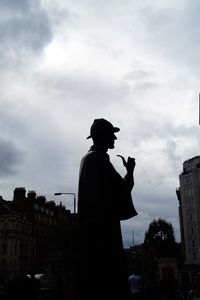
117, 155, 136, 172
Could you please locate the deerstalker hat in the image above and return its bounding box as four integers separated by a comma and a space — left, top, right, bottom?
87, 118, 120, 139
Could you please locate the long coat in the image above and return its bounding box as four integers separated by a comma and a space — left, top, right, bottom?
77, 146, 137, 300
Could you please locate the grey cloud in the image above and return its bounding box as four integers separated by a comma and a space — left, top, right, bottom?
0, 102, 29, 139
0, 0, 52, 55
130, 122, 199, 184
0, 139, 23, 176
0, 15, 51, 52
130, 118, 199, 147
124, 69, 155, 80
163, 139, 183, 173
181, 2, 200, 40
133, 81, 159, 91
0, 0, 30, 13
142, 8, 175, 30
124, 69, 159, 90
137, 2, 200, 70
36, 72, 130, 109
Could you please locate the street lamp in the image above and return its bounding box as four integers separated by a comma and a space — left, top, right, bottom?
54, 192, 76, 214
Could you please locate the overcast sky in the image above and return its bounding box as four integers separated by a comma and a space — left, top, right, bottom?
1, 0, 200, 247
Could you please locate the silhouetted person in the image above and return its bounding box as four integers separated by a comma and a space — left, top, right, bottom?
29, 272, 41, 300
187, 272, 200, 300
128, 268, 143, 300
77, 118, 138, 300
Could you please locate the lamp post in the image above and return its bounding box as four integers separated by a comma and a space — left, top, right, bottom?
54, 192, 76, 214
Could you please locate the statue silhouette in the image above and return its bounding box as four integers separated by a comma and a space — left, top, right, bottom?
77, 118, 138, 300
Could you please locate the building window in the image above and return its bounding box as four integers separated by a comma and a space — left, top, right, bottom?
34, 204, 38, 210
184, 176, 192, 184
2, 243, 7, 254
184, 184, 193, 196
186, 197, 193, 209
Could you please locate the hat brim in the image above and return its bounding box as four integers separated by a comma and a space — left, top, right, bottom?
86, 127, 120, 139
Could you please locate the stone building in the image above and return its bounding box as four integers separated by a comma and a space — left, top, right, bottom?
0, 187, 77, 287
177, 155, 200, 266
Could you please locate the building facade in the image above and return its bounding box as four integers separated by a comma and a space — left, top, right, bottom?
0, 203, 32, 279
0, 187, 77, 285
177, 155, 200, 266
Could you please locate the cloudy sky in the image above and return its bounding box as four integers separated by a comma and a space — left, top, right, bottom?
1, 0, 200, 247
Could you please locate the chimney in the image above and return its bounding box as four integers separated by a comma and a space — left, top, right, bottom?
13, 187, 26, 202
27, 191, 36, 201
